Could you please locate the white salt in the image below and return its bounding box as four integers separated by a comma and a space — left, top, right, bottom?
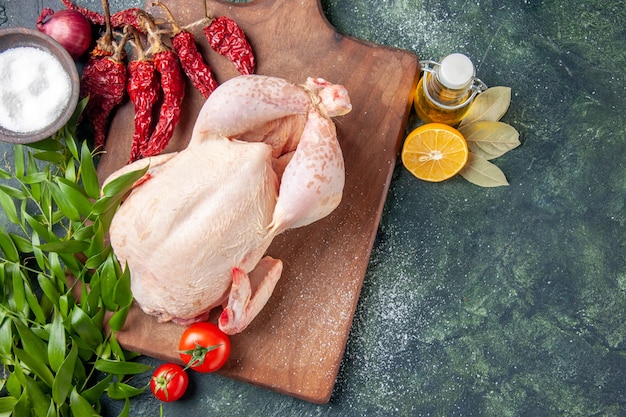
0, 46, 72, 133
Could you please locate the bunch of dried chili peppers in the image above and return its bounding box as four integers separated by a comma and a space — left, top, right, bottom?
63, 0, 256, 162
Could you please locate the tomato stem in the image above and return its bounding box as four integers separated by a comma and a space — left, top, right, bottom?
180, 342, 223, 370
152, 373, 172, 401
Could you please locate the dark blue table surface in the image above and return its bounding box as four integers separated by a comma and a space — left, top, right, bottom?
1, 0, 625, 416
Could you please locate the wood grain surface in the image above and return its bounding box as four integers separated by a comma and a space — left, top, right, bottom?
98, 0, 418, 404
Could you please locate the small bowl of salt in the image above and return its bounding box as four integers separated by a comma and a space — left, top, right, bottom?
0, 27, 80, 144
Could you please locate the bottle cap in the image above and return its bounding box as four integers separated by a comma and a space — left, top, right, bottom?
438, 53, 475, 89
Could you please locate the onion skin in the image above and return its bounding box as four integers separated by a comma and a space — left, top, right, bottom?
37, 8, 93, 60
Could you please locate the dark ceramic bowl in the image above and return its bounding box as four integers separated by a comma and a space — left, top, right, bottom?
0, 27, 80, 144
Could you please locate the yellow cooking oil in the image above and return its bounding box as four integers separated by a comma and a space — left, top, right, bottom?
414, 53, 486, 126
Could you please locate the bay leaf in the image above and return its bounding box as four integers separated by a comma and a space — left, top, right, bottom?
459, 86, 511, 127
459, 121, 520, 160
459, 153, 509, 187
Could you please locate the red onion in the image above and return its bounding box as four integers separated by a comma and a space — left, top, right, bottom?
37, 8, 93, 60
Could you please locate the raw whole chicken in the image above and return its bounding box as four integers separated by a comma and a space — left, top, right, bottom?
104, 75, 351, 335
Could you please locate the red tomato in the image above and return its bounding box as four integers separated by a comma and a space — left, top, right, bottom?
178, 322, 231, 373
150, 363, 188, 402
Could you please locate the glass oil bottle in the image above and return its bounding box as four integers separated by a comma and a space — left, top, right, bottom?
414, 53, 487, 126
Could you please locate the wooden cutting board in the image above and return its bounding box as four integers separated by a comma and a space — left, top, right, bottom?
98, 0, 418, 404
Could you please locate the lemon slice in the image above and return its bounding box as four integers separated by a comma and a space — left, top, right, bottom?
401, 123, 469, 182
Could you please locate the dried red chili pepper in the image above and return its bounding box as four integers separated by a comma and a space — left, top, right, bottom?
153, 1, 218, 98
81, 47, 129, 149
126, 28, 160, 163
62, 0, 104, 25
138, 14, 186, 157
141, 50, 185, 156
80, 0, 129, 149
61, 0, 145, 32
204, 15, 256, 75
111, 8, 146, 32
173, 31, 218, 97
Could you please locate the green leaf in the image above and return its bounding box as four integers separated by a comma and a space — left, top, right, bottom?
0, 188, 20, 225
39, 188, 53, 222
100, 166, 147, 198
15, 347, 55, 388
23, 375, 53, 417
27, 149, 43, 173
117, 397, 131, 417
34, 151, 67, 164
91, 195, 122, 219
58, 294, 70, 319
47, 181, 81, 222
0, 229, 19, 262
0, 184, 27, 200
85, 246, 111, 270
48, 313, 66, 372
24, 212, 55, 242
56, 177, 94, 218
38, 274, 61, 309
24, 279, 47, 324
60, 252, 86, 278
70, 388, 97, 417
12, 390, 31, 417
458, 121, 520, 160
31, 233, 46, 270
0, 318, 13, 361
94, 358, 153, 376
84, 217, 106, 261
106, 381, 146, 400
11, 266, 27, 315
0, 167, 11, 180
13, 145, 25, 179
52, 342, 78, 405
114, 265, 132, 308
65, 136, 79, 162
107, 304, 131, 333
69, 97, 89, 129
65, 158, 78, 183
80, 141, 100, 200
37, 240, 90, 254
0, 396, 18, 414
92, 305, 106, 333
459, 152, 510, 187
9, 233, 32, 254
84, 274, 102, 316
6, 370, 23, 400
89, 202, 117, 236
48, 252, 66, 282
26, 138, 64, 152
108, 332, 127, 362
70, 306, 103, 350
21, 171, 49, 185
72, 223, 95, 242
45, 401, 58, 417
81, 374, 113, 404
459, 86, 511, 127
99, 255, 119, 311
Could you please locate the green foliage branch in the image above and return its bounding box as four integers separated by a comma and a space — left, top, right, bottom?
0, 100, 151, 417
